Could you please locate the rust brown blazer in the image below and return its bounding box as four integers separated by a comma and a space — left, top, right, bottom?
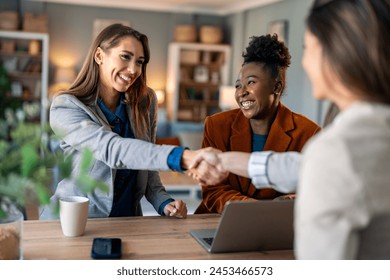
195, 103, 321, 214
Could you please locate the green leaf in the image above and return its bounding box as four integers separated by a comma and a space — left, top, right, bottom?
75, 174, 96, 194
35, 183, 50, 205
0, 208, 6, 219
59, 156, 72, 179
95, 180, 109, 193
51, 199, 60, 217
79, 149, 93, 175
21, 144, 39, 177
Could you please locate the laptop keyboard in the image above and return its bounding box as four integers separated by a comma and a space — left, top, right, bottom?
203, 237, 214, 245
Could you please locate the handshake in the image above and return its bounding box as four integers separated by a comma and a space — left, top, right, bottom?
182, 147, 251, 185
182, 148, 301, 194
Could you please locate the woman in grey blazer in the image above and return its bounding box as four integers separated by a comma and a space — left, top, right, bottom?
41, 24, 225, 219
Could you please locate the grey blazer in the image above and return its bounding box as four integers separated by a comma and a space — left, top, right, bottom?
40, 91, 176, 219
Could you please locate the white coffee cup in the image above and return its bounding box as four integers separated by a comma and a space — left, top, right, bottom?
59, 196, 89, 237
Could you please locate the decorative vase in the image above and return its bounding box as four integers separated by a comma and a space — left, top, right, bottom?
0, 205, 23, 260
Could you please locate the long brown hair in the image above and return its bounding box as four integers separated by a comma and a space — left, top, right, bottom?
307, 0, 390, 104
64, 23, 151, 137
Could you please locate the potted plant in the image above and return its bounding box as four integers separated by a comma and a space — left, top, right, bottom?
0, 112, 108, 259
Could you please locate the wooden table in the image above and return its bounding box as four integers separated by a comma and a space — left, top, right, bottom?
22, 214, 294, 260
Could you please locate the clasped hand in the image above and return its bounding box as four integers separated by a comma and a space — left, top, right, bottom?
163, 147, 227, 219
185, 147, 229, 185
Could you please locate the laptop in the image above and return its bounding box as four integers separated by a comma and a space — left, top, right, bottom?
190, 199, 294, 253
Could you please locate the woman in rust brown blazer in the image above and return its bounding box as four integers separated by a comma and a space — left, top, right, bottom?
195, 34, 321, 214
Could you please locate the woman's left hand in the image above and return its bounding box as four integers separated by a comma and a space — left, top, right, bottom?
164, 199, 188, 218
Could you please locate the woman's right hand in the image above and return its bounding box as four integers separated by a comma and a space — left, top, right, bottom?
183, 147, 229, 185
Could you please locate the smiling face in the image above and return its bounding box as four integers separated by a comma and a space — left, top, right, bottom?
235, 62, 279, 120
95, 36, 145, 95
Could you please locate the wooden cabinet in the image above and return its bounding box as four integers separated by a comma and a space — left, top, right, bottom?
0, 30, 49, 126
166, 42, 231, 122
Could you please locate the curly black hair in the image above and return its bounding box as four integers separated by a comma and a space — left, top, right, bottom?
242, 34, 291, 82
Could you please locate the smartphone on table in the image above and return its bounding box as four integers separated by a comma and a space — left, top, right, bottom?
91, 237, 122, 259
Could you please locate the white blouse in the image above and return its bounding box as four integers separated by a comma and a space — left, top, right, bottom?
295, 102, 390, 259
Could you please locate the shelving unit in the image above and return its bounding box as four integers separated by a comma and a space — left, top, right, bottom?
0, 30, 49, 127
166, 42, 231, 122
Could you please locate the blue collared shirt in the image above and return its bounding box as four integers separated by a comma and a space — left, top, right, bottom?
98, 97, 176, 216
167, 146, 186, 172
98, 98, 137, 217
252, 133, 268, 152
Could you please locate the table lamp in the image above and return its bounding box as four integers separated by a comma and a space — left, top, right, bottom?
155, 89, 165, 106
219, 85, 238, 111
49, 66, 76, 98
